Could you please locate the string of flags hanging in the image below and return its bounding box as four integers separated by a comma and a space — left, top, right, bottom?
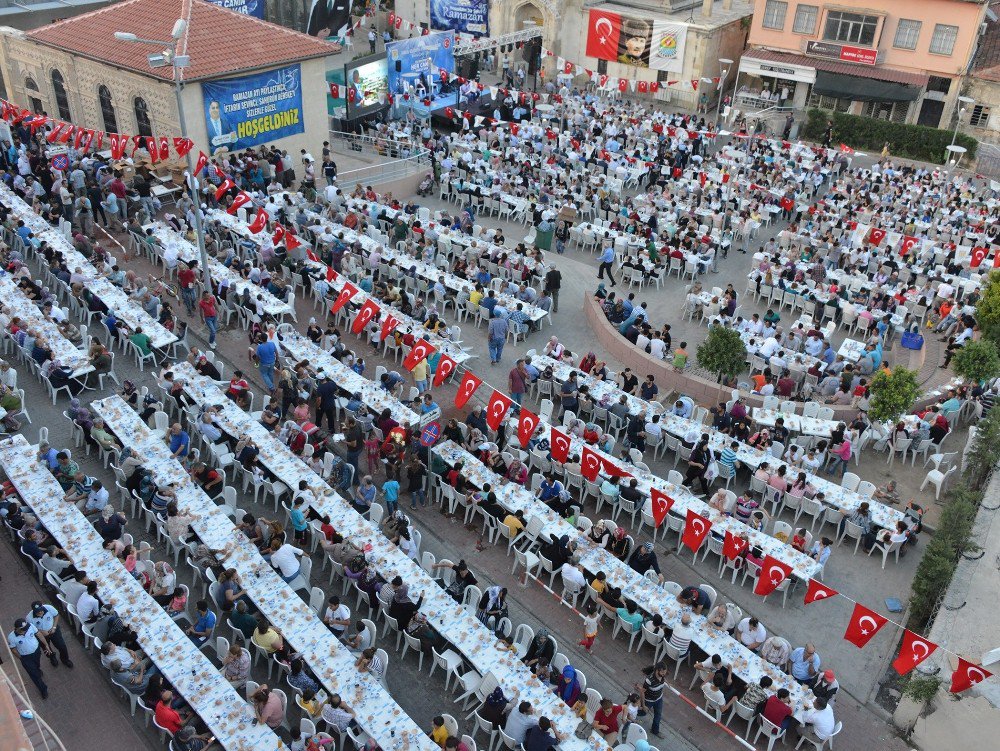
285, 245, 990, 696
0, 99, 194, 166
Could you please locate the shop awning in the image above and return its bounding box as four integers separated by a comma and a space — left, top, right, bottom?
812, 70, 921, 102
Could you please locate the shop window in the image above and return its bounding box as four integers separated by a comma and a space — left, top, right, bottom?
863, 100, 910, 123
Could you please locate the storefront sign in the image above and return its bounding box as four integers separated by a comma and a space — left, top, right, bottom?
805, 40, 877, 66
739, 56, 816, 84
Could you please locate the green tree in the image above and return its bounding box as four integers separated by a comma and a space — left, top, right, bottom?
866, 367, 920, 425
697, 326, 747, 385
975, 271, 1000, 347
952, 339, 1000, 384
963, 406, 1000, 491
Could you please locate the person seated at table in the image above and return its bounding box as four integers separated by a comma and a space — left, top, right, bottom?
251, 615, 291, 662
677, 585, 711, 614
190, 461, 223, 499
522, 627, 556, 677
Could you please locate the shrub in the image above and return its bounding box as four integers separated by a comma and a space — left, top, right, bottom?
866, 367, 920, 425
975, 270, 1000, 348
902, 675, 942, 704
802, 109, 978, 163
952, 339, 1000, 386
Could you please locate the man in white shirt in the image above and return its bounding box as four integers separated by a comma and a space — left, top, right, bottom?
648, 336, 667, 360
560, 555, 586, 592
269, 541, 304, 583
504, 701, 538, 743
323, 595, 351, 637
799, 697, 836, 742
759, 336, 780, 359
76, 582, 102, 622
736, 616, 767, 651
81, 481, 109, 517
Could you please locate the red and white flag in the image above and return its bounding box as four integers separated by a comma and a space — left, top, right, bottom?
804, 578, 839, 605
109, 133, 128, 160
723, 531, 748, 560
194, 151, 209, 176
892, 630, 938, 676
485, 390, 513, 431
839, 143, 855, 154
843, 603, 888, 648
284, 233, 302, 251
454, 371, 482, 409
585, 9, 621, 60
379, 313, 399, 341
899, 235, 918, 256
650, 488, 673, 527
753, 555, 792, 596
214, 179, 235, 201
681, 509, 712, 552
226, 191, 252, 215
867, 227, 886, 246
690, 79, 699, 91
248, 207, 268, 234
432, 354, 456, 388
173, 137, 194, 158
581, 445, 602, 482
516, 409, 540, 448
325, 265, 337, 283
158, 136, 170, 161
402, 339, 436, 371
550, 427, 571, 464
950, 658, 993, 694
970, 246, 988, 268
330, 281, 358, 313
351, 298, 380, 334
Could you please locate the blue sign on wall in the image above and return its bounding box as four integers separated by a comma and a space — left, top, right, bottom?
206, 0, 265, 19
430, 0, 489, 36
202, 64, 304, 154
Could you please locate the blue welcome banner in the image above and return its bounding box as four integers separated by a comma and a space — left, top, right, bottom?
202, 64, 304, 154
430, 0, 489, 36
206, 0, 265, 19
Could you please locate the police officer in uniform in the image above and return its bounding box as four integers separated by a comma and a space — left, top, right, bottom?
27, 601, 73, 668
7, 618, 48, 698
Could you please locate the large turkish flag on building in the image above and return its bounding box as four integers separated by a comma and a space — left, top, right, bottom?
586, 9, 621, 60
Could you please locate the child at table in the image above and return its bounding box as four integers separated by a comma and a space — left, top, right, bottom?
791, 528, 808, 551
166, 586, 188, 619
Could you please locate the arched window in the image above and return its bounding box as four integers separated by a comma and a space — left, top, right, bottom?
133, 96, 152, 137
99, 86, 118, 134
51, 69, 71, 121
25, 77, 42, 114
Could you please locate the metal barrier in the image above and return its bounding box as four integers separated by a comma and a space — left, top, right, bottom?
326, 128, 431, 187
337, 152, 432, 187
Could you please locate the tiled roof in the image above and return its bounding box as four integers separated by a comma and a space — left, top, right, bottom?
26, 0, 337, 82
743, 47, 930, 87
972, 0, 1000, 81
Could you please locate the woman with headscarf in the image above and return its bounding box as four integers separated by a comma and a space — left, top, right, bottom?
94, 505, 127, 543
522, 627, 555, 676
542, 534, 575, 569
628, 542, 662, 581
69, 398, 96, 443
554, 665, 581, 707
589, 520, 611, 549
388, 577, 423, 629
476, 585, 508, 627
505, 458, 528, 485
608, 526, 630, 560
579, 352, 597, 374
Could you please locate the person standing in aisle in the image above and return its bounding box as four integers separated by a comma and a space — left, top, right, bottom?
7, 618, 49, 699
27, 601, 73, 669
598, 244, 617, 286
545, 264, 562, 314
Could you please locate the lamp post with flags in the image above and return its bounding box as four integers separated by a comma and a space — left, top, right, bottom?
114, 20, 213, 296
715, 58, 733, 130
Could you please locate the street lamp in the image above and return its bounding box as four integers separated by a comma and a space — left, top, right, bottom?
114, 20, 213, 296
715, 58, 733, 127
950, 95, 975, 147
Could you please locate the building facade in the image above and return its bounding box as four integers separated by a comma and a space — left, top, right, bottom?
738, 0, 990, 127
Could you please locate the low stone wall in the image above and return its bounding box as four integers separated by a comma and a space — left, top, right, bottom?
583, 291, 936, 416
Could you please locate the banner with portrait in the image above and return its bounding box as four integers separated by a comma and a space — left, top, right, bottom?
585, 8, 687, 72
202, 64, 304, 154
430, 0, 490, 36
205, 0, 265, 18
307, 0, 353, 40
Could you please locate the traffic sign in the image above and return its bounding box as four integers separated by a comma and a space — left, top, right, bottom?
420, 421, 441, 446
51, 154, 69, 171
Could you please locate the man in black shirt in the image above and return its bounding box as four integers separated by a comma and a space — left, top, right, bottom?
639, 662, 668, 737
544, 266, 562, 313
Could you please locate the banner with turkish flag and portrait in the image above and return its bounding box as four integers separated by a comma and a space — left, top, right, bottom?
585, 9, 687, 72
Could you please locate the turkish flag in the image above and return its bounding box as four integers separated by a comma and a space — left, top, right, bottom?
145, 137, 159, 162
839, 143, 855, 154
517, 409, 540, 448
650, 488, 673, 527
994, 251, 1000, 269
637, 80, 648, 94
351, 298, 380, 334
649, 81, 659, 93
970, 246, 988, 268
248, 207, 268, 234
387, 11, 395, 25
867, 227, 886, 246
804, 578, 839, 605
780, 197, 794, 212
598, 74, 609, 88
681, 509, 712, 552
173, 137, 193, 158
194, 151, 209, 177
158, 136, 170, 161
306, 248, 319, 263
109, 133, 128, 160
753, 555, 793, 596
215, 179, 235, 201
899, 235, 918, 256
330, 281, 358, 313
564, 60, 574, 74
950, 658, 992, 694
581, 445, 602, 482
329, 83, 340, 98
843, 603, 888, 648
45, 122, 65, 144
550, 427, 571, 464
226, 191, 252, 215
509, 123, 519, 136
433, 354, 456, 388
723, 531, 748, 560
601, 458, 632, 479
284, 233, 302, 251
618, 78, 628, 92
454, 371, 483, 409
690, 80, 699, 91
699, 172, 707, 187
379, 313, 399, 342
485, 390, 513, 431
402, 339, 437, 372
326, 266, 337, 283
893, 630, 938, 676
